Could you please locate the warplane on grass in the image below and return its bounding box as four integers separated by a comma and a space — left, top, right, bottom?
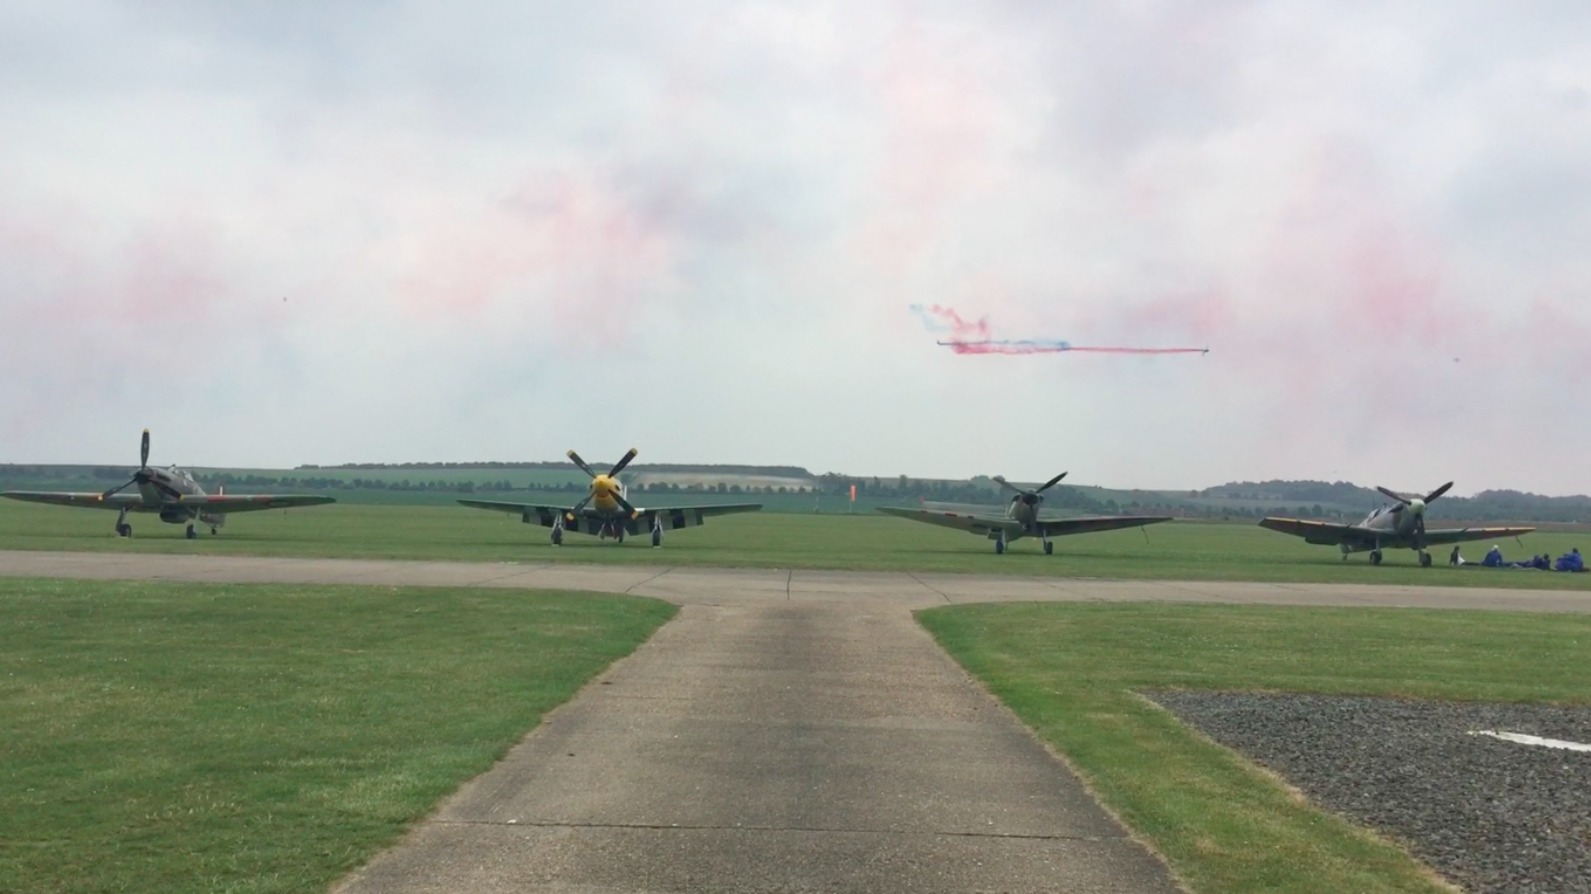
1258, 481, 1534, 566
458, 448, 761, 547
1, 429, 336, 539
878, 472, 1172, 555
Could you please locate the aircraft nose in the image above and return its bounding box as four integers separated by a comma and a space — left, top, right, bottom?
1410, 499, 1426, 515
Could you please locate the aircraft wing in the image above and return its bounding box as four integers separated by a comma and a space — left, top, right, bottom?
1034, 515, 1173, 537
459, 499, 569, 526
1260, 517, 1536, 549
172, 494, 336, 513
876, 506, 1023, 538
2, 491, 149, 511
1414, 525, 1536, 546
634, 503, 762, 533
458, 500, 761, 533
1259, 517, 1376, 548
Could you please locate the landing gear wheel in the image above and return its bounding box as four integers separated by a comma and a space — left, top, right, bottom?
210, 527, 219, 535
651, 527, 662, 548
185, 524, 197, 540
1370, 550, 1383, 566
995, 537, 1006, 555
551, 528, 563, 546
1043, 540, 1054, 555
616, 529, 625, 544
115, 523, 132, 538
1418, 550, 1432, 567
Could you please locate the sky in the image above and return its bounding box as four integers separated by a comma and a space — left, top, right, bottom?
3, 1, 1589, 495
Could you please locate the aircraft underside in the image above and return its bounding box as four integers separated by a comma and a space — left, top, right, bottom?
988, 528, 1055, 555
113, 506, 223, 540
1338, 541, 1433, 566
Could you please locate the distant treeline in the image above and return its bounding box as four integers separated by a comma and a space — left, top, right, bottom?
1198, 479, 1591, 524
297, 461, 816, 477
2, 466, 1586, 523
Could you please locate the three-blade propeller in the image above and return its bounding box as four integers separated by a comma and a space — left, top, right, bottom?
993, 472, 1068, 507
100, 429, 153, 499
1374, 481, 1454, 548
565, 448, 641, 521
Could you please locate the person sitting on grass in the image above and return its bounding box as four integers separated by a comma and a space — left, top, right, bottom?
1556, 548, 1585, 573
1482, 545, 1505, 567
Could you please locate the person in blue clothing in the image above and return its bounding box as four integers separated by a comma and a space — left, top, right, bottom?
1482, 545, 1505, 567
1556, 547, 1584, 572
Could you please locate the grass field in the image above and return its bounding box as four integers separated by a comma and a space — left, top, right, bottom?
3, 498, 1588, 893
2, 499, 1587, 590
0, 577, 675, 894
917, 602, 1591, 894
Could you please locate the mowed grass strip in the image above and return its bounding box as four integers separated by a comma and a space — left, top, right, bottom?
0, 577, 675, 894
4, 501, 1590, 590
916, 603, 1591, 894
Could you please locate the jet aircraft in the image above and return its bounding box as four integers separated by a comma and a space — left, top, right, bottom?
877, 472, 1172, 554
1258, 481, 1534, 566
2, 429, 336, 539
458, 448, 761, 547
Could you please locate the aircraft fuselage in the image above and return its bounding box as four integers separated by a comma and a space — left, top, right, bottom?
1006, 495, 1042, 534
133, 466, 226, 528
1351, 499, 1428, 548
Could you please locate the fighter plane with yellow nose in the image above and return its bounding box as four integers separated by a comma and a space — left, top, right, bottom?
458, 448, 761, 547
1, 429, 336, 539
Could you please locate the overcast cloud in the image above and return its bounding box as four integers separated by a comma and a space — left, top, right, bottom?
3, 1, 1588, 495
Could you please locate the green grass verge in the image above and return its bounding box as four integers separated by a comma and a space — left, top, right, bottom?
0, 577, 675, 894
3, 500, 1589, 590
916, 602, 1591, 894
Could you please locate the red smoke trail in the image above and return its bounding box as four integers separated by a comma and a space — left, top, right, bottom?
912, 303, 991, 339
912, 304, 1208, 355
940, 340, 1208, 355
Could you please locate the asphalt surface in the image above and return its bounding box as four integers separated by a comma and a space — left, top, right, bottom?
4, 550, 1588, 893
1150, 693, 1591, 894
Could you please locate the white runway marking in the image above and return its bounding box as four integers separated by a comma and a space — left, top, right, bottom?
1468, 730, 1591, 752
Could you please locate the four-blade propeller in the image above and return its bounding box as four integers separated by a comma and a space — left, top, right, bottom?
993, 472, 1068, 506
565, 448, 641, 521
100, 429, 153, 499
1374, 481, 1454, 548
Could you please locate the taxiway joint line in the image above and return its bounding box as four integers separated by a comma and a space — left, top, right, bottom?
906, 572, 951, 603
625, 567, 674, 595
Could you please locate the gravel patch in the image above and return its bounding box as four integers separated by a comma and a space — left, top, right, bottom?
1146, 692, 1591, 894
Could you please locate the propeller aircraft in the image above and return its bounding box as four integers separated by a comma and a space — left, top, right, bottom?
1258, 481, 1535, 566
878, 472, 1172, 554
1, 429, 336, 539
458, 448, 761, 547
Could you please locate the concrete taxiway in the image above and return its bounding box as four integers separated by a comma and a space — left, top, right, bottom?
3, 550, 1586, 893
1, 549, 1585, 612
